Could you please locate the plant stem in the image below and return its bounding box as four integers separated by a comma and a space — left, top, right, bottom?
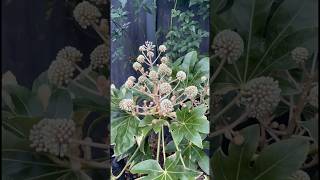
72, 81, 101, 96
161, 125, 166, 164
114, 147, 140, 179
156, 130, 161, 162
213, 94, 240, 120
74, 64, 97, 85
70, 139, 108, 149
210, 57, 227, 84
92, 23, 108, 43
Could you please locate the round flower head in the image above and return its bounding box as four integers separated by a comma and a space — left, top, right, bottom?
124, 80, 134, 88
90, 44, 108, 69
119, 99, 135, 111
158, 63, 172, 76
56, 46, 83, 63
138, 75, 147, 83
201, 76, 207, 82
29, 118, 75, 157
133, 62, 142, 71
142, 41, 155, 52
139, 46, 146, 52
176, 71, 187, 81
160, 56, 169, 64
136, 55, 145, 63
149, 70, 158, 81
158, 45, 167, 52
290, 170, 310, 180
308, 83, 318, 107
184, 86, 198, 99
147, 51, 154, 58
212, 30, 244, 64
73, 1, 101, 29
128, 76, 136, 82
48, 59, 75, 87
241, 76, 281, 120
159, 82, 172, 95
160, 99, 174, 114
291, 47, 309, 64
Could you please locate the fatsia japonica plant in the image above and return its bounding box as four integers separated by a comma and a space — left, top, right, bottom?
210, 0, 318, 179
111, 42, 210, 179
2, 1, 109, 179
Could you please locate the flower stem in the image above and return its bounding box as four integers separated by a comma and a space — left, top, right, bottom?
74, 64, 96, 85
70, 139, 108, 149
156, 130, 161, 162
210, 58, 227, 84
92, 23, 108, 44
114, 147, 140, 179
161, 125, 166, 164
72, 81, 101, 96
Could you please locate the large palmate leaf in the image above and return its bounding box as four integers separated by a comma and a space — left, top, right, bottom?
182, 142, 210, 175
213, 125, 309, 180
170, 105, 209, 148
131, 153, 201, 179
111, 113, 140, 156
46, 89, 73, 119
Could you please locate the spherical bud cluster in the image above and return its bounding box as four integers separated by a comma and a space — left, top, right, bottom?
159, 83, 172, 95
291, 47, 309, 64
160, 56, 169, 64
119, 99, 135, 111
29, 118, 75, 157
133, 62, 142, 71
184, 86, 198, 99
241, 76, 281, 120
56, 46, 83, 63
201, 76, 207, 82
158, 45, 167, 52
138, 75, 147, 83
73, 1, 101, 29
290, 170, 310, 180
141, 41, 155, 52
136, 55, 145, 63
90, 44, 108, 69
160, 99, 174, 114
48, 59, 75, 87
176, 71, 187, 81
139, 46, 146, 52
128, 76, 136, 82
212, 30, 244, 64
308, 83, 318, 107
125, 79, 134, 88
147, 51, 154, 58
149, 70, 158, 81
158, 63, 172, 76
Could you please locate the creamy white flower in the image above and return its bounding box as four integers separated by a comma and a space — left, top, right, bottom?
212, 30, 244, 64
185, 86, 198, 99
160, 99, 174, 113
119, 99, 135, 111
241, 76, 281, 120
160, 56, 169, 64
176, 71, 187, 81
125, 80, 134, 88
159, 83, 172, 94
142, 41, 155, 52
158, 63, 172, 76
201, 76, 207, 82
133, 62, 142, 71
147, 51, 154, 58
128, 76, 136, 82
158, 45, 167, 52
56, 46, 82, 63
138, 75, 147, 83
136, 55, 145, 63
90, 44, 108, 69
290, 170, 310, 180
149, 70, 158, 81
29, 118, 75, 157
292, 47, 309, 64
139, 46, 146, 52
48, 59, 75, 87
73, 1, 101, 29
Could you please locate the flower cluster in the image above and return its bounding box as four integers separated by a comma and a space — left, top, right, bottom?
291, 47, 309, 64
90, 44, 108, 69
212, 30, 244, 64
117, 42, 209, 117
73, 1, 101, 29
290, 170, 310, 180
29, 118, 75, 157
241, 76, 281, 120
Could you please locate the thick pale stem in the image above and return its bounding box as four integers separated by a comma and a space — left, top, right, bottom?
210, 58, 227, 84
114, 147, 140, 179
72, 81, 101, 96
162, 125, 166, 164
156, 130, 161, 162
70, 139, 108, 149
